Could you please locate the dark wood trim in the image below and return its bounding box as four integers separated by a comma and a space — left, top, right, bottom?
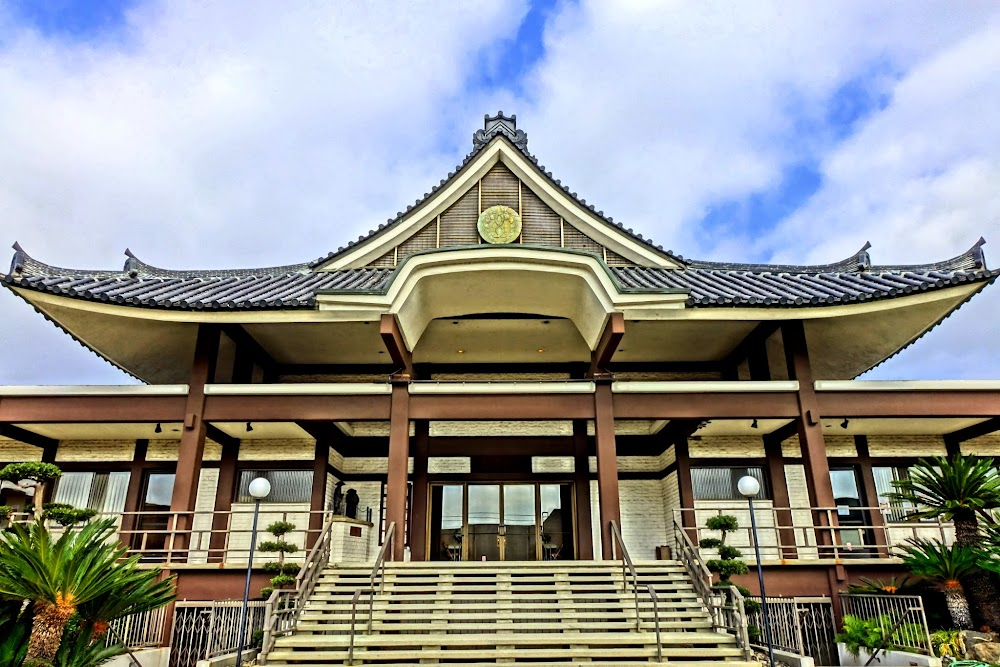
593, 381, 621, 560
380, 314, 414, 379
205, 424, 239, 450
410, 394, 593, 420
723, 322, 781, 371
209, 436, 240, 561
590, 312, 625, 377
573, 420, 594, 560
763, 432, 796, 557
0, 423, 58, 450
854, 435, 889, 556
221, 324, 277, 381
614, 392, 800, 419
675, 437, 696, 543
782, 320, 836, 548
385, 382, 410, 560
410, 421, 430, 561
169, 324, 220, 553
119, 439, 149, 540
946, 417, 1000, 454
204, 394, 391, 422
0, 395, 187, 423
308, 436, 331, 550
817, 391, 1000, 418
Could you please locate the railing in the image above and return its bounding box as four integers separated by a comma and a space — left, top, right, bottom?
746, 596, 837, 665
8, 508, 372, 565
347, 521, 395, 666
258, 517, 336, 664
610, 520, 662, 661
110, 606, 168, 649
673, 505, 953, 561
672, 518, 751, 660
840, 593, 932, 656
170, 600, 267, 666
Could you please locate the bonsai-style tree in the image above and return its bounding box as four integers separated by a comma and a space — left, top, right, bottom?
899, 538, 979, 629
41, 504, 97, 527
259, 521, 299, 599
0, 463, 62, 518
0, 518, 175, 664
699, 515, 761, 641
887, 454, 1000, 628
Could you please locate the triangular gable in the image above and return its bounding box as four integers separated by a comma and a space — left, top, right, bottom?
316, 128, 682, 271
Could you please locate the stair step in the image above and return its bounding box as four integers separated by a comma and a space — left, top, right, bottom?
266, 646, 745, 661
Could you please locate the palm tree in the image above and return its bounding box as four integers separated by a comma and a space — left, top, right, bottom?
0, 518, 175, 663
899, 538, 978, 629
888, 454, 1000, 628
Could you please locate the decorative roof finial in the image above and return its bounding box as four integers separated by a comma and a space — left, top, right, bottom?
857, 241, 872, 272
473, 111, 528, 151
123, 248, 140, 278
971, 237, 987, 270
9, 242, 26, 280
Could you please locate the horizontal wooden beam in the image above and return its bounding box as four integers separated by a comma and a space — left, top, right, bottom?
409, 394, 593, 420
946, 416, 1000, 442
817, 391, 1000, 418
614, 392, 800, 419
0, 395, 187, 423
203, 395, 391, 422
204, 423, 239, 450
0, 423, 59, 450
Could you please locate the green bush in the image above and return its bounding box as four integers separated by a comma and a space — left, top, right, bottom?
258, 540, 299, 554
266, 521, 296, 537
747, 625, 761, 643
707, 559, 750, 579
698, 537, 722, 549
0, 506, 15, 519
713, 581, 760, 613
705, 515, 739, 532
717, 545, 742, 560
251, 629, 265, 649
0, 462, 62, 485
42, 503, 97, 527
259, 587, 274, 599
269, 574, 296, 588
262, 561, 300, 575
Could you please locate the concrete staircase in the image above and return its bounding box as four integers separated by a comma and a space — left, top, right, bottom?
263, 560, 755, 666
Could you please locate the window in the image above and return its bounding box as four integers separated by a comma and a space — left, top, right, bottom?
53, 472, 130, 513
691, 466, 768, 501
236, 470, 312, 503
872, 466, 915, 522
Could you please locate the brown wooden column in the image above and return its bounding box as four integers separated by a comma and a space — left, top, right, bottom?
385, 381, 411, 561
308, 434, 331, 549
119, 439, 149, 547
854, 435, 890, 556
763, 432, 797, 558
675, 436, 696, 542
169, 324, 220, 554
410, 421, 430, 561
781, 320, 837, 552
573, 420, 594, 560
594, 379, 621, 560
208, 436, 240, 562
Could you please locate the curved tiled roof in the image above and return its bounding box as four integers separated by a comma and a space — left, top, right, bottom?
5, 241, 995, 311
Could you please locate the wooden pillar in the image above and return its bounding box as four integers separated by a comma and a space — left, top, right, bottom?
944, 435, 962, 457
308, 435, 331, 549
763, 434, 797, 558
120, 439, 149, 548
573, 420, 594, 560
854, 435, 889, 556
675, 436, 696, 542
168, 324, 220, 555
410, 421, 430, 561
781, 320, 837, 552
593, 379, 621, 560
208, 436, 240, 562
385, 381, 410, 561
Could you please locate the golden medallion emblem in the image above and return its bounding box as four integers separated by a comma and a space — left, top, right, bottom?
477, 205, 522, 244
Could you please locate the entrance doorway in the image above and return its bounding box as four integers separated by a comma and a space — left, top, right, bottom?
428, 483, 575, 561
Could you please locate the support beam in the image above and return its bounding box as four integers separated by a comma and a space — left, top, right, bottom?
169, 324, 221, 555
309, 433, 331, 549
945, 417, 1000, 455
0, 423, 58, 451
722, 322, 781, 372
209, 436, 240, 561
674, 436, 696, 540
222, 324, 277, 381
119, 439, 148, 548
380, 314, 414, 379
205, 424, 239, 451
854, 435, 889, 557
782, 320, 837, 550
385, 381, 410, 561
589, 312, 625, 377
593, 380, 621, 559
762, 432, 797, 558
410, 421, 430, 561
573, 420, 594, 560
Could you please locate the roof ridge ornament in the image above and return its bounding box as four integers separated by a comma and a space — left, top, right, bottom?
473, 111, 528, 152
972, 237, 987, 270
857, 241, 872, 272
9, 242, 26, 280
123, 248, 140, 278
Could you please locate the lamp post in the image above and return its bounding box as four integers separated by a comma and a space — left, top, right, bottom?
235, 477, 271, 666
738, 475, 775, 667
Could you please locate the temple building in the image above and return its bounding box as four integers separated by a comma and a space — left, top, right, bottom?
2, 113, 999, 663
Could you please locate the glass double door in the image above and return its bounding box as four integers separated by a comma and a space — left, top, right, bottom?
429, 483, 574, 562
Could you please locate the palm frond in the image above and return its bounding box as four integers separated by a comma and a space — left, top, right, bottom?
887, 455, 1000, 521
898, 538, 979, 584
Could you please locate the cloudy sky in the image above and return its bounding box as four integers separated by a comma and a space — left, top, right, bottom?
1, 0, 998, 384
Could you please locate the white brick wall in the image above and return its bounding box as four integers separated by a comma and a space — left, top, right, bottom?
189, 468, 219, 564
428, 457, 470, 474
341, 458, 389, 475
619, 479, 668, 560
784, 464, 818, 558
55, 440, 135, 462
662, 472, 680, 529
780, 435, 856, 458
591, 480, 601, 559
146, 440, 181, 461
869, 435, 946, 457
227, 502, 311, 563
239, 439, 313, 461
0, 438, 43, 462
329, 518, 373, 563
691, 436, 764, 458
963, 432, 1000, 456
532, 457, 573, 473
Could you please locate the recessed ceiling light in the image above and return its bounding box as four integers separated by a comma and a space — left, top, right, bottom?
542, 320, 550, 324
537, 348, 545, 353
457, 349, 465, 354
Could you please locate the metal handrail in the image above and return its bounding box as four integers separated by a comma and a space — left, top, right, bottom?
258, 516, 336, 664
673, 518, 751, 660
609, 520, 662, 662
347, 521, 395, 665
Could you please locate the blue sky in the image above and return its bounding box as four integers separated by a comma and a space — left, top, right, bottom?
0, 1, 998, 384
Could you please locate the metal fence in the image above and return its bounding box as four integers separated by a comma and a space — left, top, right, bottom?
110, 606, 168, 649
170, 600, 267, 667
746, 596, 837, 666
840, 593, 933, 655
